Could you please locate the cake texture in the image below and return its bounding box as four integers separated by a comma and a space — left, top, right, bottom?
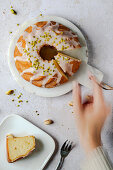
14, 21, 81, 88
6, 134, 35, 163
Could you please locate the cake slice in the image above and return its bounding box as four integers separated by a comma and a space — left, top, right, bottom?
6, 134, 35, 163
54, 52, 81, 76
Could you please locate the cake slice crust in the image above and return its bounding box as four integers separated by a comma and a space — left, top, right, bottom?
6, 134, 35, 163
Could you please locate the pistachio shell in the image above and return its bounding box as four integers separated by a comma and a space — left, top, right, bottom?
5, 90, 14, 95
44, 119, 53, 125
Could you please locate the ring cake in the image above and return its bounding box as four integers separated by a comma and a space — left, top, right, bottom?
14, 21, 81, 88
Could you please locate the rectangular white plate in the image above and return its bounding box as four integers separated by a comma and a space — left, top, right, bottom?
0, 114, 55, 170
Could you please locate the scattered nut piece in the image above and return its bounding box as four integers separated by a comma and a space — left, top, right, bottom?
9, 31, 12, 34
17, 24, 19, 26
11, 6, 13, 8
17, 105, 20, 107
18, 100, 23, 103
26, 100, 28, 103
6, 90, 14, 95
69, 101, 73, 106
10, 9, 17, 15
12, 99, 14, 102
44, 119, 53, 125
40, 14, 42, 16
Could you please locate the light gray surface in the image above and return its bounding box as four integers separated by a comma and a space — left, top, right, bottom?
0, 0, 113, 170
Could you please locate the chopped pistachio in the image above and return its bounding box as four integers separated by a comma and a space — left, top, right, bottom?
38, 40, 41, 43
61, 45, 64, 50
12, 99, 14, 102
9, 31, 12, 34
17, 105, 20, 107
17, 24, 19, 26
18, 100, 23, 103
26, 100, 28, 103
17, 94, 21, 99
11, 5, 13, 8
46, 38, 50, 41
10, 9, 17, 15
40, 14, 42, 16
52, 41, 55, 44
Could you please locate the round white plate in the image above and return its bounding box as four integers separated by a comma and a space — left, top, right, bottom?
8, 15, 88, 97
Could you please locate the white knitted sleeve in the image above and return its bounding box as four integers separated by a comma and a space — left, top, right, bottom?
81, 146, 113, 170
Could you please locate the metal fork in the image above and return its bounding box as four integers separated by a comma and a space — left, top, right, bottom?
56, 140, 73, 170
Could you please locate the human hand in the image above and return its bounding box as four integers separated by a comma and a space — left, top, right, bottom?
73, 75, 111, 154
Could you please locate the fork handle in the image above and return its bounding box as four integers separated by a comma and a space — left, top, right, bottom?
56, 157, 65, 170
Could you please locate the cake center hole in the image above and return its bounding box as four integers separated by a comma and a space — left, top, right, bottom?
39, 45, 58, 61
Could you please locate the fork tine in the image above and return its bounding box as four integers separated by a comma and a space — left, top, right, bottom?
65, 141, 70, 150
61, 140, 68, 150
68, 142, 72, 151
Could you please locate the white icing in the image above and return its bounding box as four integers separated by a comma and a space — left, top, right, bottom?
55, 54, 74, 76
14, 21, 80, 87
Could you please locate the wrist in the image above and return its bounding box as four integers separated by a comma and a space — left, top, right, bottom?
82, 135, 102, 154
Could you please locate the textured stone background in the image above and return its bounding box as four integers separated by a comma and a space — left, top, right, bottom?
0, 0, 113, 169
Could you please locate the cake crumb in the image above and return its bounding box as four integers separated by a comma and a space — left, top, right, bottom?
69, 101, 73, 106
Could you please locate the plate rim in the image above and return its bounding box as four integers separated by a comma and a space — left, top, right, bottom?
8, 15, 88, 97
0, 114, 55, 170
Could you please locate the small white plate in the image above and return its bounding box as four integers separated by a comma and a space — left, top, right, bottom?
0, 114, 55, 170
8, 15, 88, 97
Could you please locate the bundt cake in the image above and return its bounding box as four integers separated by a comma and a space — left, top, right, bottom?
14, 21, 81, 88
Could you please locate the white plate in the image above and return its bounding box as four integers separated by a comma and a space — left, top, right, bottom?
8, 15, 88, 97
0, 114, 55, 170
